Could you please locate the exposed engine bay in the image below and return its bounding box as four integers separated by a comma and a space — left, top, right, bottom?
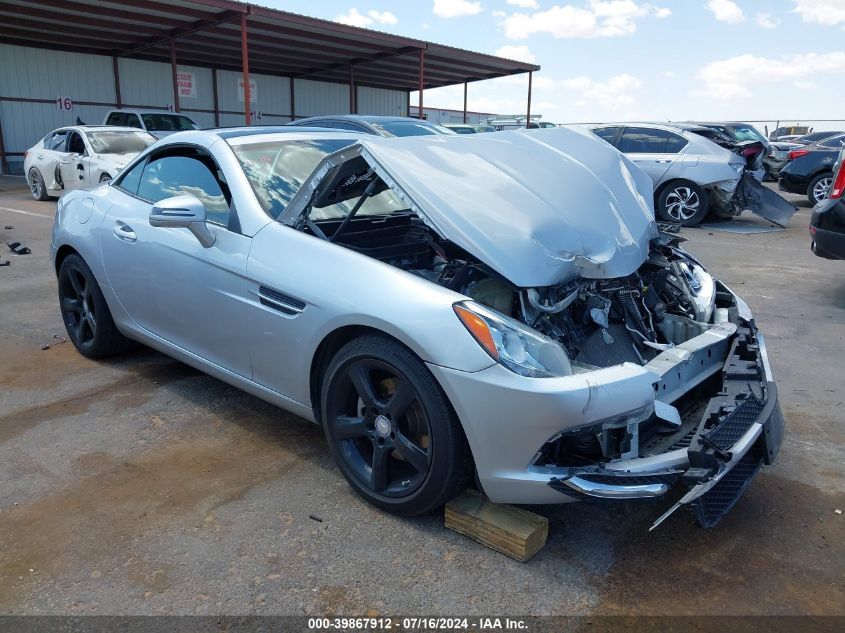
304, 211, 717, 368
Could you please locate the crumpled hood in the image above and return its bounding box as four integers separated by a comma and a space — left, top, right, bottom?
284, 127, 658, 288
359, 127, 657, 287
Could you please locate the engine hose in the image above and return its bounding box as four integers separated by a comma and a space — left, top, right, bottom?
527, 287, 579, 314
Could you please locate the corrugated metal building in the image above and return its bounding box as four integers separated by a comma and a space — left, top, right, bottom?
0, 0, 538, 175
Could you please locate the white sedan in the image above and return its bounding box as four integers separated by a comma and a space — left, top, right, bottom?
24, 126, 156, 200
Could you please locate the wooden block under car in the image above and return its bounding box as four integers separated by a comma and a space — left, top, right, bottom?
444, 489, 549, 562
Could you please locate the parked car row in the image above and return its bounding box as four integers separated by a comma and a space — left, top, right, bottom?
49, 125, 785, 527
24, 113, 838, 231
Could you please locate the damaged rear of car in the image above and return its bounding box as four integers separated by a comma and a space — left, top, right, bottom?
587, 123, 796, 227
279, 127, 785, 528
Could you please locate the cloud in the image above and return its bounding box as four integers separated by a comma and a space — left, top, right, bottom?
560, 73, 643, 108
755, 12, 780, 28
507, 0, 539, 7
794, 80, 817, 89
494, 44, 537, 62
492, 9, 506, 16
654, 7, 672, 18
705, 0, 745, 24
503, 1, 669, 39
433, 0, 483, 18
793, 0, 845, 25
335, 8, 398, 27
696, 51, 845, 99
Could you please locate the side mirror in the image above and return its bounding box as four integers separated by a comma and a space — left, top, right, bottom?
149, 195, 216, 248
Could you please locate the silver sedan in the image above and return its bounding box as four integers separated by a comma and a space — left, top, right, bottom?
51, 126, 784, 527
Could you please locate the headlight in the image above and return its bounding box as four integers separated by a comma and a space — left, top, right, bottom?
730, 162, 745, 176
453, 301, 572, 378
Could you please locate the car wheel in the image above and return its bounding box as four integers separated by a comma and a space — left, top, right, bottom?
28, 168, 49, 201
808, 172, 832, 206
99, 173, 112, 183
657, 181, 709, 226
58, 254, 129, 359
321, 334, 470, 516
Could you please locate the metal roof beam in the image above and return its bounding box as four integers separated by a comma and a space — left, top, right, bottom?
293, 46, 418, 79
118, 9, 244, 56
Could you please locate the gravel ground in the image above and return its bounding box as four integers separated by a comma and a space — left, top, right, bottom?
1, 175, 842, 616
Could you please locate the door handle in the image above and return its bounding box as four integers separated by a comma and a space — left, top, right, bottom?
654, 159, 672, 163
113, 221, 137, 243
60, 160, 70, 165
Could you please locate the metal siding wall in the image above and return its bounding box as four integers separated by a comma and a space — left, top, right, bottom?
0, 44, 116, 173
117, 58, 172, 108
294, 79, 349, 117
216, 69, 292, 124
356, 87, 405, 117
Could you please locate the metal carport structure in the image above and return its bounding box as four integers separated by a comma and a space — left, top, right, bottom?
0, 0, 539, 171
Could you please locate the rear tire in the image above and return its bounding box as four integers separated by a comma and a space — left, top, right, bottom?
321, 334, 470, 516
807, 172, 832, 206
58, 254, 130, 359
657, 180, 709, 226
28, 168, 49, 201
99, 173, 112, 183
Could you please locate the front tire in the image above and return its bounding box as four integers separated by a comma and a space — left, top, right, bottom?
657, 180, 709, 226
321, 334, 470, 516
58, 254, 129, 359
807, 172, 832, 206
28, 168, 49, 201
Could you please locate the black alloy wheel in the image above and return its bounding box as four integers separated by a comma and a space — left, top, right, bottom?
58, 254, 129, 358
322, 335, 469, 515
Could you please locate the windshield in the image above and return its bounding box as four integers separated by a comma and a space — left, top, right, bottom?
86, 130, 156, 154
231, 138, 356, 218
730, 125, 767, 143
141, 113, 197, 132
371, 121, 454, 137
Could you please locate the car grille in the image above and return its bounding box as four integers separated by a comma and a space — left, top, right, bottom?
691, 445, 764, 528
703, 397, 764, 451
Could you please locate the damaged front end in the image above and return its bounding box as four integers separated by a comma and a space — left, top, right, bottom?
281, 129, 784, 528
707, 140, 797, 226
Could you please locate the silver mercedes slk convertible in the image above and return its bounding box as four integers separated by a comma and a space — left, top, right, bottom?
51, 126, 784, 528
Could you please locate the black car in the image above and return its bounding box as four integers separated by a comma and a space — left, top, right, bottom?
779, 134, 845, 206
287, 115, 455, 137
810, 149, 845, 260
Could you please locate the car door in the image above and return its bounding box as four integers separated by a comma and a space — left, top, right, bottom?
617, 127, 685, 187
34, 130, 69, 191
58, 130, 90, 192
99, 145, 253, 377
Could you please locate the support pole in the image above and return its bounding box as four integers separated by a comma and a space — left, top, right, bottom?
112, 56, 122, 108
212, 69, 220, 127
526, 71, 533, 129
290, 76, 296, 121
349, 65, 356, 114
170, 39, 180, 112
417, 48, 424, 119
241, 13, 251, 126
463, 82, 467, 124
0, 117, 8, 175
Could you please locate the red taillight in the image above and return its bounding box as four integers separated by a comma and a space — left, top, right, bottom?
787, 149, 809, 161
831, 163, 845, 200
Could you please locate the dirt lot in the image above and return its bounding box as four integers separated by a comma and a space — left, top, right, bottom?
1, 174, 843, 616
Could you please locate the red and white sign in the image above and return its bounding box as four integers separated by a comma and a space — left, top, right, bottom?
177, 71, 196, 99
238, 79, 257, 103
56, 96, 73, 111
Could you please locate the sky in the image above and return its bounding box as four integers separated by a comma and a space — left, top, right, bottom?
261, 0, 845, 127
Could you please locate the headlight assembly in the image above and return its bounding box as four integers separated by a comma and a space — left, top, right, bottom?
453, 301, 572, 378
